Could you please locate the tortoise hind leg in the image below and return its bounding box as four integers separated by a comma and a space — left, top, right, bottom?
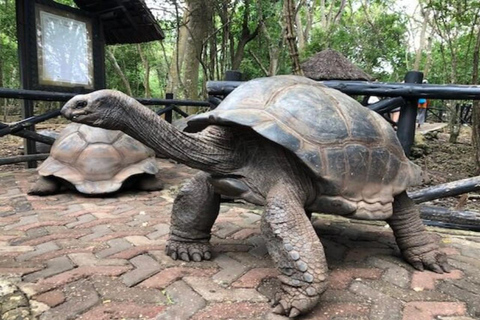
136, 174, 164, 191
387, 191, 451, 273
28, 176, 61, 195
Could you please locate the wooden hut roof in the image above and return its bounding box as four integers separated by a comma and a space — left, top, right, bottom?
301, 49, 373, 81
73, 0, 164, 44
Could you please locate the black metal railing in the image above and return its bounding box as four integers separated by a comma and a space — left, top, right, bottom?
0, 88, 210, 166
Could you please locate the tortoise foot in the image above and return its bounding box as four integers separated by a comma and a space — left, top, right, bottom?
403, 246, 451, 274
271, 281, 323, 318
28, 176, 61, 195
165, 239, 212, 262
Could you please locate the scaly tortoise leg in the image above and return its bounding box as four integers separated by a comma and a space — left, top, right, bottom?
166, 172, 220, 262
388, 191, 451, 273
262, 183, 328, 318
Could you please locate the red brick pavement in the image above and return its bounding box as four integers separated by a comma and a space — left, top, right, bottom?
0, 160, 479, 320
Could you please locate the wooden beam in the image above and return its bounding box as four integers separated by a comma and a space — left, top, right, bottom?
409, 176, 480, 203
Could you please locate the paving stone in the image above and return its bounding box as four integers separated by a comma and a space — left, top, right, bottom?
91, 276, 167, 305
447, 259, 480, 285
156, 280, 206, 320
79, 225, 112, 241
212, 254, 249, 285
191, 302, 271, 320
33, 265, 131, 294
17, 242, 60, 262
25, 227, 49, 239
121, 254, 161, 287
349, 282, 403, 320
303, 302, 371, 320
39, 279, 99, 320
184, 276, 268, 302
232, 268, 279, 288
2, 163, 480, 320
125, 235, 158, 246
403, 301, 467, 320
78, 301, 166, 320
329, 268, 383, 290
225, 251, 270, 266
20, 231, 89, 247
230, 228, 259, 240
67, 252, 127, 267
65, 214, 96, 228
4, 216, 38, 231
23, 256, 74, 282
240, 212, 261, 225
109, 245, 165, 260
367, 278, 455, 302
0, 245, 34, 255
213, 222, 242, 239
437, 280, 480, 317
247, 235, 269, 258
33, 289, 65, 307
138, 266, 218, 290
95, 238, 132, 258
438, 317, 478, 320
411, 269, 463, 290
146, 223, 170, 239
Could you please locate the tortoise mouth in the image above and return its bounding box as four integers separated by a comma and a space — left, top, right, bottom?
61, 108, 90, 121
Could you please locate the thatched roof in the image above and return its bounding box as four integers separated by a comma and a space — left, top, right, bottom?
74, 0, 164, 45
301, 49, 373, 81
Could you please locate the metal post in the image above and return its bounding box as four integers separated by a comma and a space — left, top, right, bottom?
165, 93, 173, 123
396, 71, 424, 155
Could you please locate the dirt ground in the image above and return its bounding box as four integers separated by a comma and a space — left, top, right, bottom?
1, 122, 479, 211
411, 125, 479, 211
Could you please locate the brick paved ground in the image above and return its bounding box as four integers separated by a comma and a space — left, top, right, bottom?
1, 159, 479, 320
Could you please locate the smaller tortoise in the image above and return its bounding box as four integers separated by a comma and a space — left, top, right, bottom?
29, 123, 163, 195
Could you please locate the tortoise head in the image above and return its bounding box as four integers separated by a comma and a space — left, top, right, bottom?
61, 90, 130, 130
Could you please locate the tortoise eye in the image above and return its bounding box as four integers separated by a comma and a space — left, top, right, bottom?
75, 101, 87, 109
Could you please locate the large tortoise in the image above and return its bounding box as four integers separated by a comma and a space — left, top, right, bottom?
29, 123, 163, 195
60, 75, 450, 317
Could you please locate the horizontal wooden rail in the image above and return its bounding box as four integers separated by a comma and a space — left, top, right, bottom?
0, 87, 210, 106
207, 80, 480, 100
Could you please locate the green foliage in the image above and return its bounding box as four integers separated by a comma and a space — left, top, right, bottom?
0, 0, 480, 99
304, 1, 409, 81
0, 0, 19, 88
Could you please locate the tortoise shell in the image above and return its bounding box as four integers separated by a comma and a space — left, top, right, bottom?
38, 123, 158, 194
189, 75, 422, 218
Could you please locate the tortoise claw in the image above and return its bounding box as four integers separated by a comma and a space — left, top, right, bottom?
272, 304, 285, 314
165, 239, 212, 262
289, 308, 301, 318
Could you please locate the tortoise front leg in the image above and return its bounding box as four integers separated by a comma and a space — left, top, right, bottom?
262, 184, 328, 318
28, 176, 62, 195
166, 172, 220, 261
388, 191, 451, 273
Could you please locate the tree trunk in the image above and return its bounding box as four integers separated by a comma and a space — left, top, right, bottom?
182, 0, 213, 102
137, 44, 151, 98
423, 36, 433, 78
283, 0, 304, 75
413, 9, 430, 71
107, 49, 133, 96
166, 12, 188, 97
448, 102, 461, 143
231, 0, 261, 70
471, 25, 480, 173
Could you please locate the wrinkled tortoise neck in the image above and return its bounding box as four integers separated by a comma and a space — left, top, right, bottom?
116, 96, 239, 174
